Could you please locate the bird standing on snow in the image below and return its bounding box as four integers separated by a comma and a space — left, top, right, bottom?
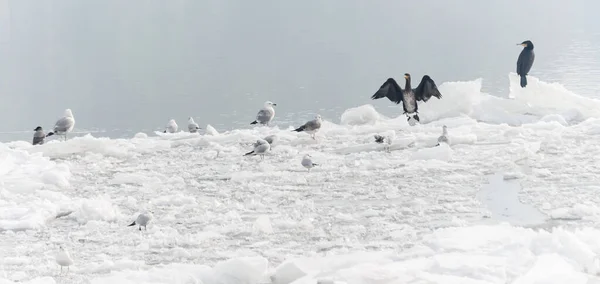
163, 119, 178, 133
250, 101, 277, 126
46, 109, 75, 141
293, 115, 323, 140
374, 134, 393, 153
436, 125, 450, 146
55, 245, 74, 274
301, 154, 318, 172
517, 40, 535, 88
371, 73, 442, 123
263, 134, 277, 146
128, 211, 153, 231
244, 139, 270, 160
187, 117, 201, 133
33, 126, 47, 145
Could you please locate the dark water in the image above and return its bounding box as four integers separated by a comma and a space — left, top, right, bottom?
1, 0, 600, 142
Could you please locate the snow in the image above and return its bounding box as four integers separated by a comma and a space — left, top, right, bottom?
3, 74, 600, 283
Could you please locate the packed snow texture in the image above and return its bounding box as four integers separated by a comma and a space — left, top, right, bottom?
2, 74, 600, 283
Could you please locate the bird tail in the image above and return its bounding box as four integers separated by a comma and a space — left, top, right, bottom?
163, 130, 167, 133
244, 150, 255, 156
128, 221, 136, 227
313, 163, 319, 166
293, 126, 305, 132
250, 120, 258, 125
520, 75, 527, 88
47, 132, 54, 137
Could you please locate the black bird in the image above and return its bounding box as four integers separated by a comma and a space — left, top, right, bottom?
517, 40, 535, 88
371, 73, 442, 123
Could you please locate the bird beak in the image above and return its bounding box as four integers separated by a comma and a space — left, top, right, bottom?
404, 75, 408, 79
272, 103, 277, 106
518, 43, 526, 46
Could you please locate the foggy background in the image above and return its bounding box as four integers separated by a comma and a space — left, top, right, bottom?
1, 0, 598, 141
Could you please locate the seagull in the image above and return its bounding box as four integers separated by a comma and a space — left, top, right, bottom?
374, 134, 393, 153
436, 125, 450, 146
163, 119, 178, 133
187, 117, 201, 133
244, 139, 270, 160
32, 126, 47, 145
46, 109, 75, 141
263, 134, 278, 146
55, 245, 74, 274
128, 211, 153, 231
301, 154, 318, 172
250, 101, 277, 126
293, 115, 323, 140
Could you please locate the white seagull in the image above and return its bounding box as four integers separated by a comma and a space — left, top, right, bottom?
163, 119, 178, 133
301, 154, 319, 172
128, 211, 153, 231
436, 125, 450, 146
187, 117, 201, 133
244, 139, 270, 160
55, 245, 74, 274
250, 101, 277, 126
47, 109, 75, 141
293, 115, 323, 140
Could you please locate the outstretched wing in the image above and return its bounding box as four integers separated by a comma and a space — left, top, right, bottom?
371, 78, 404, 104
413, 75, 442, 102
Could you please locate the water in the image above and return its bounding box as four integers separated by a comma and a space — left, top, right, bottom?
477, 173, 547, 227
1, 0, 600, 143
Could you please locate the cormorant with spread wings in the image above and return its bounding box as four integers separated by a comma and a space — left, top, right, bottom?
371, 73, 442, 123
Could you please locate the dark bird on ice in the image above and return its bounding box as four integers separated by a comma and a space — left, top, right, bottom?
32, 126, 47, 145
517, 40, 535, 88
371, 73, 442, 123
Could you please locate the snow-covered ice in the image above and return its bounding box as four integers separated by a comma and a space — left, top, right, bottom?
3, 74, 600, 283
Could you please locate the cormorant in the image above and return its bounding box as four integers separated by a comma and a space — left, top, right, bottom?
517, 40, 535, 88
371, 73, 442, 123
